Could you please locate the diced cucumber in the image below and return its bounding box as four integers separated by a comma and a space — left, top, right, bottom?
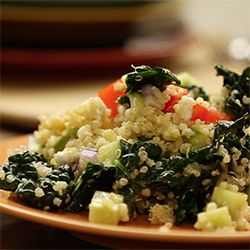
246, 186, 250, 205
211, 183, 248, 220
53, 128, 78, 152
88, 191, 129, 225
97, 141, 121, 165
177, 72, 198, 86
189, 132, 211, 150
194, 204, 232, 231
129, 92, 145, 114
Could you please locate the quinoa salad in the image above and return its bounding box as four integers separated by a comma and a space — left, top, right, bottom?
0, 65, 249, 232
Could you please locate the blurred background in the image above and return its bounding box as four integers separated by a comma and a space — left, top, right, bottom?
1, 0, 250, 137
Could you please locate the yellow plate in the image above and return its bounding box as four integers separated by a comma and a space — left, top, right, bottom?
0, 136, 249, 248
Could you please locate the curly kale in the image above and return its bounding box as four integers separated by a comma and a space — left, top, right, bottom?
215, 64, 250, 119
115, 140, 220, 223
213, 113, 250, 169
0, 151, 46, 191
15, 174, 70, 210
65, 163, 116, 212
18, 166, 73, 209
0, 151, 74, 209
182, 83, 209, 101
117, 95, 130, 107
125, 65, 180, 93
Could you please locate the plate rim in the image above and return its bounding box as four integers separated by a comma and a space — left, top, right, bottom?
0, 136, 249, 244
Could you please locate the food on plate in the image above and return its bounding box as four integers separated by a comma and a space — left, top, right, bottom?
0, 65, 249, 231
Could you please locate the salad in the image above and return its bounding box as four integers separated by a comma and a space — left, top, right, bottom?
0, 64, 249, 232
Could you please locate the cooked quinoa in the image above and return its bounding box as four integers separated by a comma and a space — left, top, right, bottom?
1, 65, 249, 231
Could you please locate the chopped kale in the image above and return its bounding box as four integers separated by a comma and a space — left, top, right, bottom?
15, 163, 73, 209
0, 151, 74, 209
125, 65, 180, 93
182, 83, 209, 101
0, 151, 46, 191
117, 95, 130, 107
65, 163, 116, 212
15, 176, 70, 209
215, 64, 250, 119
116, 139, 221, 223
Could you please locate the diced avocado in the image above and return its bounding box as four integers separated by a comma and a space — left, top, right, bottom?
53, 128, 78, 152
97, 141, 121, 165
211, 183, 248, 220
194, 204, 233, 231
88, 191, 129, 225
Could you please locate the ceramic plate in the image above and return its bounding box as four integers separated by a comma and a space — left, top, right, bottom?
0, 136, 249, 248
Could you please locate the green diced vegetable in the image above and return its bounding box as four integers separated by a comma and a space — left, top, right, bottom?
97, 141, 121, 165
194, 203, 232, 231
53, 128, 78, 152
211, 183, 248, 220
189, 132, 211, 150
89, 191, 129, 225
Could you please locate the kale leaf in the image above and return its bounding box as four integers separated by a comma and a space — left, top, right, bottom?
116, 139, 219, 223
65, 163, 116, 212
0, 151, 46, 191
125, 65, 180, 93
0, 151, 74, 209
215, 64, 250, 119
117, 95, 130, 107
15, 163, 73, 209
182, 83, 209, 101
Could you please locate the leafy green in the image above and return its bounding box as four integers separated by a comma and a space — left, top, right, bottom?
0, 151, 74, 209
115, 113, 249, 223
215, 64, 250, 119
117, 95, 130, 107
65, 163, 116, 212
53, 128, 78, 152
15, 164, 73, 209
182, 83, 209, 101
116, 139, 221, 223
125, 65, 180, 93
213, 113, 250, 168
0, 151, 46, 191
